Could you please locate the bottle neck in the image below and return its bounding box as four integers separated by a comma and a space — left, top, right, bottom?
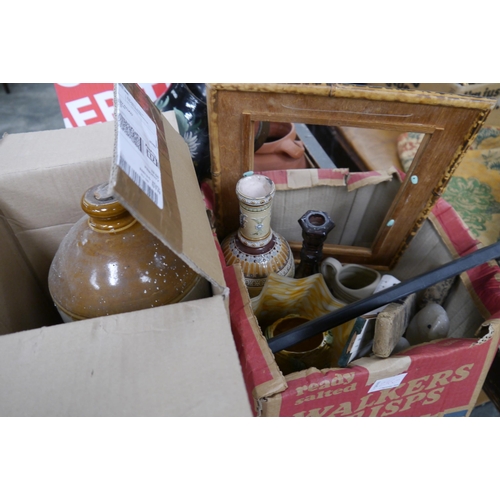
237, 199, 273, 248
294, 253, 321, 279
234, 173, 276, 249
82, 183, 137, 233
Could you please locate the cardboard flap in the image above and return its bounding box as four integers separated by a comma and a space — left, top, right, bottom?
108, 83, 226, 295
223, 264, 288, 403
261, 168, 400, 192
0, 295, 252, 416
0, 212, 61, 334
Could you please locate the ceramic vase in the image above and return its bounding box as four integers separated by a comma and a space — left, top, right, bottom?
48, 183, 209, 322
155, 85, 271, 182
155, 83, 211, 182
220, 173, 295, 297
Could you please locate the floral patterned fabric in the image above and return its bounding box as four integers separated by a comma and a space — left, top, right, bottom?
397, 131, 424, 172
397, 126, 500, 247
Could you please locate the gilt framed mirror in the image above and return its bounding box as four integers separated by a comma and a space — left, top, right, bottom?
206, 83, 494, 268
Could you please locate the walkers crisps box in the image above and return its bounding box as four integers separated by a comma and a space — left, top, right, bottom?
0, 85, 252, 416
219, 169, 500, 416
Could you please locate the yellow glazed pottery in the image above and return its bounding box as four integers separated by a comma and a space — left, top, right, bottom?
251, 272, 356, 375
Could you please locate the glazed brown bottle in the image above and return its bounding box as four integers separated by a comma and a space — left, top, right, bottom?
294, 210, 335, 278
48, 183, 209, 322
220, 173, 294, 297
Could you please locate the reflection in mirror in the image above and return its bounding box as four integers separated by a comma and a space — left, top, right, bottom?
329, 125, 426, 174
251, 122, 427, 250
252, 122, 427, 174
253, 122, 308, 171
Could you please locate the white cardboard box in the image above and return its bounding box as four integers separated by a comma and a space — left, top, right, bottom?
0, 86, 252, 416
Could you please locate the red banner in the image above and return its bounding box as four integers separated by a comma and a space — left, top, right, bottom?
54, 83, 170, 128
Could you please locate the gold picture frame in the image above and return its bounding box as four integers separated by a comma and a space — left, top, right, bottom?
207, 83, 494, 268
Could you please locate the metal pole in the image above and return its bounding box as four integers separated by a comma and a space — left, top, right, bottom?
268, 240, 500, 353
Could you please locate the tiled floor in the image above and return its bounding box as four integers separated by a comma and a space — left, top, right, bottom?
1, 83, 498, 417
0, 83, 65, 136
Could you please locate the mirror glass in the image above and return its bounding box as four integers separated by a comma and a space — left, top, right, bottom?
251, 121, 427, 250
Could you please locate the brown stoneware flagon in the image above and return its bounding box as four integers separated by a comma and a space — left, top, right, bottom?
48, 183, 209, 321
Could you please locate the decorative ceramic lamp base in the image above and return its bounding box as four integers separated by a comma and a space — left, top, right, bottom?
221, 173, 294, 297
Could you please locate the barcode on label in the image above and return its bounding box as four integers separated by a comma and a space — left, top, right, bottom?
119, 114, 143, 153
119, 155, 159, 206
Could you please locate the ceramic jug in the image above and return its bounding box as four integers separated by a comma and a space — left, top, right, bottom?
320, 257, 381, 304
48, 183, 209, 322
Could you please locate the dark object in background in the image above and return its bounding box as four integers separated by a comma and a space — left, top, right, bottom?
156, 83, 211, 182
484, 352, 500, 412
156, 84, 271, 183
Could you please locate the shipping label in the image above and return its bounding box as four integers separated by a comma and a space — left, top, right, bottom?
115, 83, 163, 209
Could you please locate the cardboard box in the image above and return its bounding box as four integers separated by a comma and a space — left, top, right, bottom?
221, 169, 500, 416
0, 85, 252, 417
367, 83, 500, 127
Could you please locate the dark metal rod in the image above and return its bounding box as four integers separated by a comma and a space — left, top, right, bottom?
268, 240, 500, 353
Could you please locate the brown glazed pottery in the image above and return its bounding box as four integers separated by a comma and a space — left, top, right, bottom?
48, 183, 209, 322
